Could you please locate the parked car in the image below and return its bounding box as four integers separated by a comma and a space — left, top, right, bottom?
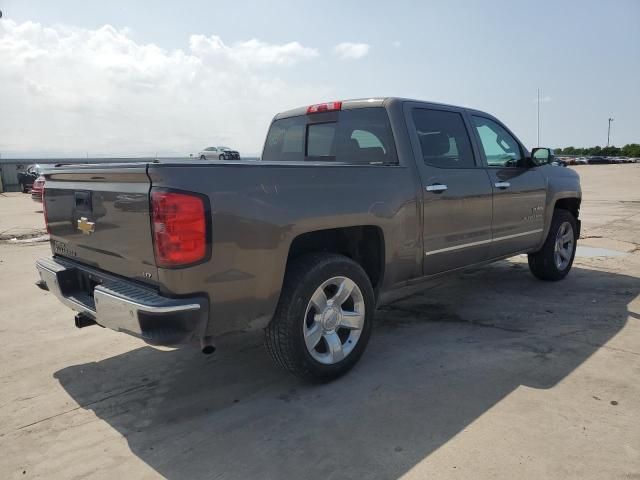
35, 98, 581, 381
17, 164, 43, 193
549, 152, 567, 167
575, 157, 589, 165
588, 156, 610, 164
31, 176, 45, 203
198, 146, 241, 160
617, 157, 632, 164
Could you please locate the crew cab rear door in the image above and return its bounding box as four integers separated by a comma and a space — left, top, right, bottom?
405, 104, 494, 275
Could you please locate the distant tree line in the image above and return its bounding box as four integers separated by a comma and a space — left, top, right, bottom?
555, 144, 640, 157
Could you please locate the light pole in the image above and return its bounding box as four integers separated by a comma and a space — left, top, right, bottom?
537, 88, 541, 147
607, 118, 614, 147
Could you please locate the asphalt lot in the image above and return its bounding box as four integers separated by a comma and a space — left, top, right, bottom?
0, 165, 639, 479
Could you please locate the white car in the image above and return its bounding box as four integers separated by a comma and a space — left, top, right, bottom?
197, 146, 241, 160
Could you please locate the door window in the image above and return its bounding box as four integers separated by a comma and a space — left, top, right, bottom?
472, 116, 524, 167
412, 109, 476, 168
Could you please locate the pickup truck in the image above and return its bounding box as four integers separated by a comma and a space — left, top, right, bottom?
35, 98, 581, 381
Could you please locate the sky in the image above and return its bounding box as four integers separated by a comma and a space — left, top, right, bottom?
0, 0, 638, 157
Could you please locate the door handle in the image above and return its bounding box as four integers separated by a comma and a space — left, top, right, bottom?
426, 184, 448, 193
494, 181, 511, 189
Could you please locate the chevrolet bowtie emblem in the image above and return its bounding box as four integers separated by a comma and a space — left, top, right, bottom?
77, 217, 95, 235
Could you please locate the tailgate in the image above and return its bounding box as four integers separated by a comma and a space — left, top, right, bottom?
43, 163, 158, 283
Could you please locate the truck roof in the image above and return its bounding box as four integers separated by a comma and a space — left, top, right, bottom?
273, 97, 489, 120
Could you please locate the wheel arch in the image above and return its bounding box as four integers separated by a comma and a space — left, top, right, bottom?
285, 226, 386, 295
536, 195, 582, 251
554, 197, 580, 217
553, 197, 581, 238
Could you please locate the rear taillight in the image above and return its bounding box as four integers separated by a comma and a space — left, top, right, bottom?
42, 182, 50, 233
306, 101, 342, 114
151, 190, 209, 268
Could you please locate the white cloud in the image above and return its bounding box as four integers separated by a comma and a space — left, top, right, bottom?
0, 20, 325, 156
392, 40, 401, 48
334, 42, 370, 60
189, 35, 318, 67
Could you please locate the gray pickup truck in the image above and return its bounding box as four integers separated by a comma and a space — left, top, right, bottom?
36, 98, 581, 381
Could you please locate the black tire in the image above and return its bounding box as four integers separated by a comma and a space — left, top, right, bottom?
21, 183, 28, 193
528, 209, 578, 281
265, 253, 375, 382
219, 154, 225, 160
200, 155, 206, 160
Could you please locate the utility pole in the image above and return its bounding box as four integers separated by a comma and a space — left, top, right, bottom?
537, 88, 541, 147
607, 118, 614, 147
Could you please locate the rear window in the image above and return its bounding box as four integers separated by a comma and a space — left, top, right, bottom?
262, 107, 397, 164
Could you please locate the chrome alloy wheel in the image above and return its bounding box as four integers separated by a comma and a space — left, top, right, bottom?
554, 221, 574, 270
303, 276, 365, 365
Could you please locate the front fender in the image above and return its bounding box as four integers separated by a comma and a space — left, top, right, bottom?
535, 166, 582, 251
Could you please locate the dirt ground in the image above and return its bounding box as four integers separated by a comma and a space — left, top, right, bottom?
0, 193, 46, 240
0, 165, 638, 480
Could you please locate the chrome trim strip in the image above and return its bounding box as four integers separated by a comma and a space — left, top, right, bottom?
492, 228, 543, 242
425, 238, 492, 255
425, 229, 543, 256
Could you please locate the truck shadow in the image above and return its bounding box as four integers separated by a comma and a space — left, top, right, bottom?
53, 261, 638, 479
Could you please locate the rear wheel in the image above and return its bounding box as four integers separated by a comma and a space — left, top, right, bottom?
219, 154, 225, 160
265, 253, 374, 382
21, 183, 28, 193
528, 209, 578, 281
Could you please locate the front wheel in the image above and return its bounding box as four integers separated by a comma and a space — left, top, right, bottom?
528, 209, 578, 281
265, 253, 374, 382
200, 155, 206, 160
219, 154, 225, 160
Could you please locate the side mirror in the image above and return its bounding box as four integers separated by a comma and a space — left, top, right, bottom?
531, 147, 553, 166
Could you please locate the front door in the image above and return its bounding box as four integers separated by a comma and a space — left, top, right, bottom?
407, 106, 494, 275
470, 115, 547, 257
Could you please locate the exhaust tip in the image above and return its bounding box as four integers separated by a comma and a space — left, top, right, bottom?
201, 336, 216, 355
202, 345, 216, 355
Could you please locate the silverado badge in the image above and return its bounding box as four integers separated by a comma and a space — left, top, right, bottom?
77, 217, 96, 235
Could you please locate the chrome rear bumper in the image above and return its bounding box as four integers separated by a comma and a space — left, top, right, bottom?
36, 256, 209, 346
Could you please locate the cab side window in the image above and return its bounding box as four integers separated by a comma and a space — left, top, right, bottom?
472, 116, 524, 167
412, 109, 476, 168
